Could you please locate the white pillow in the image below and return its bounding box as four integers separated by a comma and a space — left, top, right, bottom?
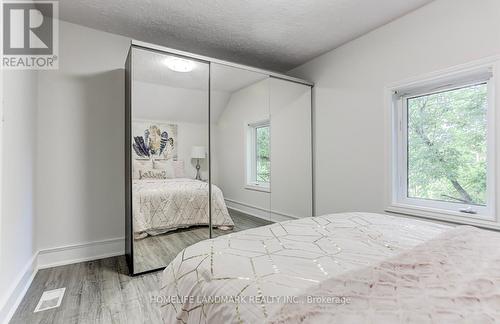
138, 168, 167, 180
169, 160, 185, 178
133, 160, 153, 179
153, 160, 175, 179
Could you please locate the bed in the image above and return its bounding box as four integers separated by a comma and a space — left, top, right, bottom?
133, 178, 234, 239
158, 212, 500, 323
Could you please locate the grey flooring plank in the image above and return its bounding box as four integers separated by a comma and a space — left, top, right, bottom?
10, 211, 272, 324
10, 257, 162, 324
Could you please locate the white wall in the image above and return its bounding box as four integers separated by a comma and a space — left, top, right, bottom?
132, 80, 211, 123
36, 21, 129, 252
290, 0, 500, 216
0, 70, 38, 321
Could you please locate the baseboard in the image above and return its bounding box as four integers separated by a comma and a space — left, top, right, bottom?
0, 237, 125, 324
225, 198, 298, 222
37, 237, 125, 269
0, 253, 38, 324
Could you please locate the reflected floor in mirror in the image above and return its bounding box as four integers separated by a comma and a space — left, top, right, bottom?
133, 210, 273, 273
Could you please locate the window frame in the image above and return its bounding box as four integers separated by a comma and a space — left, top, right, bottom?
246, 120, 270, 192
388, 61, 497, 223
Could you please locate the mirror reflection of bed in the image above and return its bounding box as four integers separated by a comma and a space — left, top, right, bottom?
131, 48, 212, 273
130, 48, 278, 274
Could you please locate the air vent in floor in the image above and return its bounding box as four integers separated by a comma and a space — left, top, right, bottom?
34, 288, 66, 312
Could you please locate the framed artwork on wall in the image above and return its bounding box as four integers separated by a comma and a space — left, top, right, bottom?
132, 121, 178, 160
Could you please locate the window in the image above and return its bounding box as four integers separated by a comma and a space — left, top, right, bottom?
247, 121, 270, 191
390, 66, 495, 221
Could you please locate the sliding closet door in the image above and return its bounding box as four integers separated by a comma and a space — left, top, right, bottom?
210, 63, 272, 237
270, 78, 312, 220
130, 47, 209, 274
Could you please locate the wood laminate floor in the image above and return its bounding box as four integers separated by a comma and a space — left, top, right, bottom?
133, 210, 273, 273
10, 211, 272, 324
10, 256, 162, 324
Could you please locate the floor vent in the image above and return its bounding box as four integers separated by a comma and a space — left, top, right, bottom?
34, 288, 66, 313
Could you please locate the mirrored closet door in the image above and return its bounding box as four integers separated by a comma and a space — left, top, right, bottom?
128, 47, 210, 274
126, 41, 313, 275
270, 78, 313, 220
210, 63, 272, 237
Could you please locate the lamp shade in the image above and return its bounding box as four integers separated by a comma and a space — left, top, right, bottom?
191, 146, 206, 159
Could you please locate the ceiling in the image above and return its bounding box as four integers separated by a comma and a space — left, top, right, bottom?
59, 0, 434, 72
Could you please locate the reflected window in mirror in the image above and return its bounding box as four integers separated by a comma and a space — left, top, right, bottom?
246, 120, 270, 192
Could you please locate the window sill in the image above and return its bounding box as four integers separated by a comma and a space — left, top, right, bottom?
385, 203, 500, 230
245, 184, 270, 193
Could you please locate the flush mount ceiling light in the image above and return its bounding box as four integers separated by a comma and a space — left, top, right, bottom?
164, 56, 195, 72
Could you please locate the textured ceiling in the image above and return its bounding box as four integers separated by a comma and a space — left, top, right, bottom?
59, 0, 434, 72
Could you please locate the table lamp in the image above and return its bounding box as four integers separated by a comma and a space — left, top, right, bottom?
191, 146, 206, 180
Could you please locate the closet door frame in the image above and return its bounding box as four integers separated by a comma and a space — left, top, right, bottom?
125, 47, 133, 274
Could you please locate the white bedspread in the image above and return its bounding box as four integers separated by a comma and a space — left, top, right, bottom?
159, 212, 451, 323
269, 225, 500, 323
133, 178, 234, 237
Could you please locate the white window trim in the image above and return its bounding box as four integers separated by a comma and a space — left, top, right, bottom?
385, 56, 500, 227
245, 120, 270, 193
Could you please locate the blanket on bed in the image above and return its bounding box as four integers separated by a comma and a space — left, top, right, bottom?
133, 178, 234, 237
159, 213, 451, 323
268, 225, 500, 324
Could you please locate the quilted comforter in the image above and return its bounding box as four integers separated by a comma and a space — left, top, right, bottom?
133, 178, 234, 238
269, 225, 500, 323
159, 212, 455, 323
